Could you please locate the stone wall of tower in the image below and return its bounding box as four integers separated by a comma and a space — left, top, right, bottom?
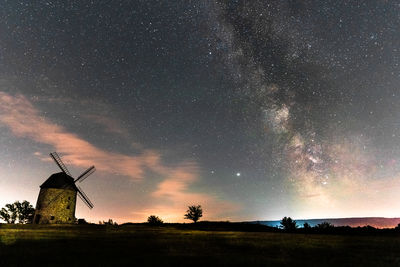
33, 188, 77, 224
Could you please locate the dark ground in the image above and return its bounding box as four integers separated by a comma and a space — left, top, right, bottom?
1, 223, 400, 266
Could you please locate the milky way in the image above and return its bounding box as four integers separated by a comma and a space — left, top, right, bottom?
0, 1, 400, 222
207, 1, 400, 217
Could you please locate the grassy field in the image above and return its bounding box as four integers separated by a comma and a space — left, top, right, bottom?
1, 224, 400, 266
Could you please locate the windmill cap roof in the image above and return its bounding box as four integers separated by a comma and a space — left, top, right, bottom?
41, 172, 77, 190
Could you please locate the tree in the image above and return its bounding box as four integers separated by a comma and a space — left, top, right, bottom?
0, 207, 11, 223
15, 201, 35, 224
280, 216, 297, 231
0, 201, 35, 224
303, 222, 311, 230
5, 203, 17, 224
184, 205, 203, 223
147, 215, 163, 226
316, 222, 334, 230
101, 219, 118, 226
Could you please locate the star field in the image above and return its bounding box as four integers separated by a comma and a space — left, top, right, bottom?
0, 1, 400, 222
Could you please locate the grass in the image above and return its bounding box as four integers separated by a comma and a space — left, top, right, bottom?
1, 224, 400, 266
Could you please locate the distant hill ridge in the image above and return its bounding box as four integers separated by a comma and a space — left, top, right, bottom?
250, 217, 400, 229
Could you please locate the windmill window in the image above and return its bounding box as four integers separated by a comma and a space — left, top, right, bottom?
50, 216, 55, 220
68, 197, 71, 200
66, 205, 70, 209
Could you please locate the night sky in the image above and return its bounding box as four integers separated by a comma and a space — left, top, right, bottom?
1, 0, 400, 223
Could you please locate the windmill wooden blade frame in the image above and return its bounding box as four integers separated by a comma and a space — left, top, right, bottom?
77, 186, 94, 209
75, 166, 96, 183
50, 152, 71, 176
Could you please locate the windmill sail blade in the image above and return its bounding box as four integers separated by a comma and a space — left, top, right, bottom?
75, 166, 96, 183
77, 186, 94, 209
50, 152, 71, 176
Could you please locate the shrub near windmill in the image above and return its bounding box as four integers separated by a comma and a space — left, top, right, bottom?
33, 152, 96, 224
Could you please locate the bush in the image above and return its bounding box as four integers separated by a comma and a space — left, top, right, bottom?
77, 218, 88, 225
147, 215, 163, 226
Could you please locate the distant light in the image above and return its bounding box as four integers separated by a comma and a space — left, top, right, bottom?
236, 172, 241, 177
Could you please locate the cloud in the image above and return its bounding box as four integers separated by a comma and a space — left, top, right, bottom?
84, 114, 130, 138
144, 163, 239, 222
0, 91, 239, 221
0, 92, 157, 179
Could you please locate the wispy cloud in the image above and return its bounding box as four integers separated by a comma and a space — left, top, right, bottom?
134, 163, 239, 222
0, 92, 153, 179
0, 91, 239, 221
84, 114, 130, 138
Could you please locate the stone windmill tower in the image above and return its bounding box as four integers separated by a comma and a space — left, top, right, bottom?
33, 152, 96, 224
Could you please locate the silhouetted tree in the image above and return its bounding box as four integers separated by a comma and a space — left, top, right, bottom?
100, 219, 118, 226
3, 203, 17, 224
0, 201, 34, 224
0, 207, 11, 223
395, 223, 400, 230
316, 222, 334, 230
184, 205, 203, 223
280, 217, 297, 231
147, 215, 163, 226
303, 222, 311, 230
15, 201, 35, 224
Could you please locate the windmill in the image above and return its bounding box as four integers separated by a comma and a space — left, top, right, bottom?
33, 152, 96, 224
